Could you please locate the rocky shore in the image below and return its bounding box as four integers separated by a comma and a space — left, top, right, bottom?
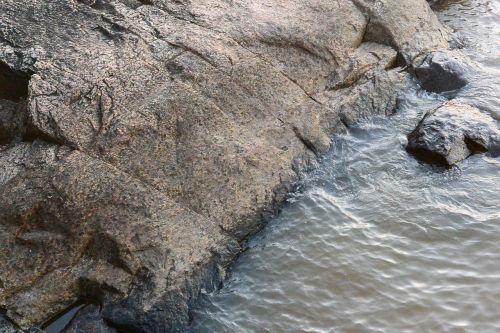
0, 0, 481, 332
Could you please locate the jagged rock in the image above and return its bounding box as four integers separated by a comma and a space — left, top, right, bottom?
414, 50, 475, 93
407, 101, 499, 166
0, 0, 449, 331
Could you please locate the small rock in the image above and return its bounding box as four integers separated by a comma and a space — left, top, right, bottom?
414, 50, 474, 93
406, 101, 499, 166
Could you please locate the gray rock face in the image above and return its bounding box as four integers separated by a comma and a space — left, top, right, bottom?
0, 315, 20, 333
61, 305, 117, 333
414, 50, 475, 93
407, 101, 499, 167
0, 0, 448, 331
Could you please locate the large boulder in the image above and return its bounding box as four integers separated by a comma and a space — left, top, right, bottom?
414, 50, 475, 93
407, 101, 499, 166
0, 0, 449, 331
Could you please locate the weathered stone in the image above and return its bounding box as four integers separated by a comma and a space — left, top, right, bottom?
353, 0, 449, 61
407, 101, 499, 166
0, 0, 449, 331
62, 305, 117, 333
0, 315, 21, 333
414, 50, 475, 93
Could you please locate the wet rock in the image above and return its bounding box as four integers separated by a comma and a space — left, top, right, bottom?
62, 305, 117, 333
414, 50, 475, 93
0, 0, 449, 331
0, 315, 21, 333
407, 101, 499, 166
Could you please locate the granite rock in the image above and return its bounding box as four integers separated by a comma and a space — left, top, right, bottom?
0, 0, 449, 331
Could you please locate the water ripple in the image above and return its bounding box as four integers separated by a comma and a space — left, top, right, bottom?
190, 1, 500, 332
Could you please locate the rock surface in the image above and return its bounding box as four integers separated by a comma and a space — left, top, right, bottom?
407, 101, 499, 166
414, 50, 475, 93
0, 0, 448, 332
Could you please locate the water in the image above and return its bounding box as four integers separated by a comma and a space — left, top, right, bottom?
190, 1, 500, 332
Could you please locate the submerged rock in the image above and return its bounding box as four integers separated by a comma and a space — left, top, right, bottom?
0, 0, 449, 331
414, 50, 475, 93
407, 101, 499, 166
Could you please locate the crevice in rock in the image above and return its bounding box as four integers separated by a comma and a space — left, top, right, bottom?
339, 115, 351, 129
137, 0, 153, 6
103, 319, 142, 333
281, 71, 323, 104
22, 126, 67, 147
405, 145, 450, 168
165, 41, 218, 68
328, 63, 373, 90
41, 301, 97, 333
394, 52, 408, 68
0, 61, 30, 103
292, 126, 319, 157
464, 136, 488, 154
78, 0, 115, 11
230, 41, 323, 103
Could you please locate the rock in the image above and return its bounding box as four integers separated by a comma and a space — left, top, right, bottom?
0, 0, 449, 331
407, 101, 499, 166
0, 315, 21, 333
414, 50, 475, 93
62, 305, 117, 333
353, 0, 449, 61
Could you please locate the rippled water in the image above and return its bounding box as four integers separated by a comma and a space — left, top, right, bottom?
190, 1, 500, 332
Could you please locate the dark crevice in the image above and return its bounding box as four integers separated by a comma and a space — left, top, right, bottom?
339, 115, 351, 129
0, 61, 30, 102
41, 301, 98, 333
137, 0, 153, 5
405, 146, 451, 168
464, 136, 488, 154
103, 319, 143, 333
78, 0, 114, 11
23, 126, 67, 146
394, 52, 407, 68
292, 126, 319, 157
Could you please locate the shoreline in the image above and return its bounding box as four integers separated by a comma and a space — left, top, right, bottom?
0, 1, 459, 332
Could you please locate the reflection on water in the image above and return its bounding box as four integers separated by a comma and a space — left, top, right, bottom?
189, 1, 500, 332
